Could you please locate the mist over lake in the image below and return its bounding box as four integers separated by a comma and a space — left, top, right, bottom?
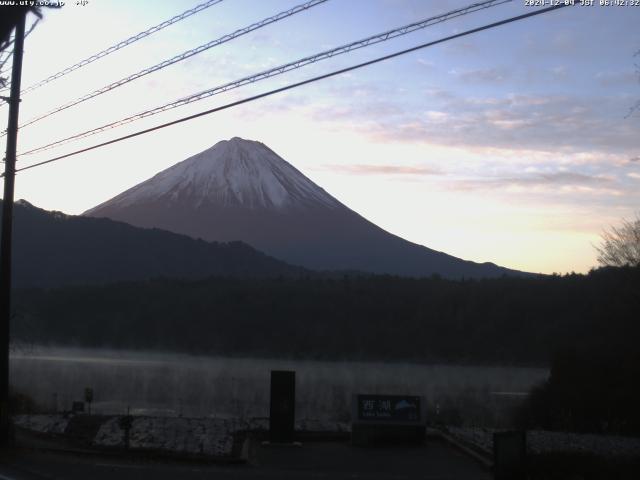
10, 347, 547, 426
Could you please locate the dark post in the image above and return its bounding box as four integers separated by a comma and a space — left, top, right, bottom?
84, 387, 93, 415
120, 406, 133, 450
269, 370, 295, 443
0, 12, 26, 448
493, 431, 527, 480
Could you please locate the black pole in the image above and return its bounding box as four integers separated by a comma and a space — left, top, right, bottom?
0, 12, 26, 447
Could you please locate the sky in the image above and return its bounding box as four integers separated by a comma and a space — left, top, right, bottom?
1, 0, 639, 275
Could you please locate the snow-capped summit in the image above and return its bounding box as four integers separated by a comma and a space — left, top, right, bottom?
89, 137, 339, 211
85, 137, 525, 278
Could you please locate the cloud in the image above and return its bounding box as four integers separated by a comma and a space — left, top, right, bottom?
424, 110, 449, 122
324, 164, 442, 176
449, 171, 620, 195
523, 30, 579, 57
360, 92, 639, 156
548, 66, 568, 80
442, 40, 477, 54
628, 172, 640, 180
494, 172, 612, 187
423, 87, 455, 100
596, 70, 638, 86
280, 75, 636, 158
417, 58, 436, 70
449, 67, 509, 83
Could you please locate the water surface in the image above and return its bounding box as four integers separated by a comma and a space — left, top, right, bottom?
11, 347, 548, 425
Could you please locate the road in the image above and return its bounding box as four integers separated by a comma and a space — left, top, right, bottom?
0, 438, 491, 480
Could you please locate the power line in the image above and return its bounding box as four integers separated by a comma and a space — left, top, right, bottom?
12, 3, 573, 176
0, 33, 15, 54
0, 49, 14, 77
12, 0, 329, 133
0, 50, 13, 71
0, 54, 14, 97
18, 0, 512, 156
0, 0, 226, 95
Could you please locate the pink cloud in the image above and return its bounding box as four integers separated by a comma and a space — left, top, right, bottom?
325, 164, 441, 176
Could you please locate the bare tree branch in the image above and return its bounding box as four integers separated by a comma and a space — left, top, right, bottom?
595, 214, 640, 267
627, 49, 640, 118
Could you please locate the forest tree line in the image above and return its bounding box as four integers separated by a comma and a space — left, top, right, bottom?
11, 265, 640, 366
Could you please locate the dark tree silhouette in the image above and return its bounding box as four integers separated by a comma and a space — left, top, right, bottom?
11, 265, 640, 365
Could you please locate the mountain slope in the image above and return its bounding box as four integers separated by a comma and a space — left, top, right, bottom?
3, 199, 305, 288
85, 137, 527, 278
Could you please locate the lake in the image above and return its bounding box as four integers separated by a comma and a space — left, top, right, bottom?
11, 346, 548, 427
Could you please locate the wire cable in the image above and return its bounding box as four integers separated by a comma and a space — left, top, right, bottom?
12, 0, 329, 133
18, 0, 511, 155
0, 0, 226, 95
11, 3, 573, 176
0, 50, 13, 71
0, 48, 14, 76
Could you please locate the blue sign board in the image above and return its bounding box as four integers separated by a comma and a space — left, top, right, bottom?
356, 395, 420, 422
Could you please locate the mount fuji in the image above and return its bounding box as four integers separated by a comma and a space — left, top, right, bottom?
84, 137, 525, 278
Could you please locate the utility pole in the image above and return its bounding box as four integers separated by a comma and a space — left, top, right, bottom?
0, 11, 26, 447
